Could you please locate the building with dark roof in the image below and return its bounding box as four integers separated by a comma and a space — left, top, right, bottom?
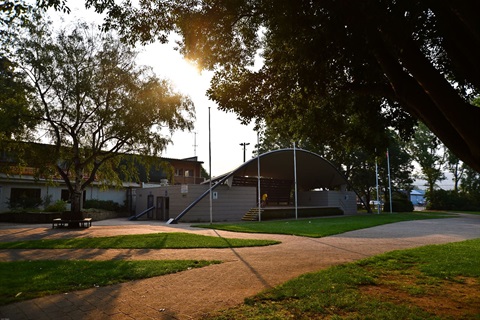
0, 143, 204, 214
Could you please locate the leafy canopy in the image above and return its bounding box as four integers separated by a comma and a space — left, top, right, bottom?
4, 15, 194, 214
78, 0, 480, 172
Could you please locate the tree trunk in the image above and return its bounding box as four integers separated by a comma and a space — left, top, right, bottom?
69, 190, 84, 222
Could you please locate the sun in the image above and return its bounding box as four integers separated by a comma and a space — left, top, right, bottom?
167, 58, 209, 96
139, 43, 211, 99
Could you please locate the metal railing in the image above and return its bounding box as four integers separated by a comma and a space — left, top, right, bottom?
167, 173, 233, 224
129, 206, 155, 221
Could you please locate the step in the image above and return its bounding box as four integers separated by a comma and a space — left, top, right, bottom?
241, 208, 264, 221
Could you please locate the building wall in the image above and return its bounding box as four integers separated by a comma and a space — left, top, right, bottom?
169, 159, 205, 185
84, 185, 126, 205
135, 185, 357, 222
0, 178, 126, 213
410, 191, 426, 206
0, 146, 205, 213
136, 184, 257, 222
297, 190, 357, 215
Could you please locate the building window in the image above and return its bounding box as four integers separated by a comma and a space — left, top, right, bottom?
9, 188, 42, 209
61, 189, 70, 202
176, 168, 184, 176
61, 189, 86, 203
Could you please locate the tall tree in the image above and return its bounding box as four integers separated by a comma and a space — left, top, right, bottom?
75, 0, 480, 172
444, 149, 465, 192
460, 166, 480, 195
0, 53, 39, 172
0, 56, 35, 141
408, 123, 445, 196
7, 17, 194, 219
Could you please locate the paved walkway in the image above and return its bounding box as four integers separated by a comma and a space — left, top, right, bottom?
0, 214, 479, 319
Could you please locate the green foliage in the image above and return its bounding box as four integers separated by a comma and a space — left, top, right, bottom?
6, 16, 194, 214
384, 192, 414, 212
460, 166, 480, 193
0, 0, 70, 26
6, 196, 42, 212
0, 259, 218, 305
42, 194, 52, 208
0, 232, 280, 249
258, 129, 414, 214
200, 165, 210, 179
44, 200, 67, 212
0, 56, 36, 141
83, 199, 121, 212
84, 0, 480, 172
427, 189, 480, 211
384, 200, 414, 213
193, 213, 451, 238
408, 123, 445, 194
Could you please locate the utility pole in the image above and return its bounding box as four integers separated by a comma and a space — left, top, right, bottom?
239, 142, 250, 162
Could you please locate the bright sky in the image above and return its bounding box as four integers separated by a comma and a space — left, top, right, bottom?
49, 3, 259, 177
138, 41, 259, 177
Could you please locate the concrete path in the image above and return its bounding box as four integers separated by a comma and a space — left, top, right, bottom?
0, 214, 479, 319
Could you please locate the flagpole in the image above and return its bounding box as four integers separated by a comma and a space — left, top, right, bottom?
375, 151, 381, 214
387, 148, 392, 213
257, 131, 261, 222
293, 142, 298, 220
209, 107, 213, 224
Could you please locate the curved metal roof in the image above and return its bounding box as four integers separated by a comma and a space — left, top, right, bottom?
212, 148, 348, 190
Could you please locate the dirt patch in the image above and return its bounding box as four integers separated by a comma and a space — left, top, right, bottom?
361, 274, 480, 318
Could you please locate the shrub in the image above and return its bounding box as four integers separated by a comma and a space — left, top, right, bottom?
7, 196, 42, 212
43, 194, 53, 208
83, 199, 121, 212
384, 199, 414, 212
427, 190, 480, 211
384, 191, 414, 212
45, 200, 67, 212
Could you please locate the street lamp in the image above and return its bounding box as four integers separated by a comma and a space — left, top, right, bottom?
239, 142, 250, 162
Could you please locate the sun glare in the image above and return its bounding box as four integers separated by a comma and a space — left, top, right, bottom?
139, 43, 211, 99
168, 59, 207, 96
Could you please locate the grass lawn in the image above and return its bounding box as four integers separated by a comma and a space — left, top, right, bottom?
193, 212, 453, 237
448, 210, 480, 215
0, 260, 220, 306
209, 238, 480, 320
0, 232, 280, 249
0, 233, 277, 306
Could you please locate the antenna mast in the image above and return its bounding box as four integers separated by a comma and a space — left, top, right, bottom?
193, 132, 198, 156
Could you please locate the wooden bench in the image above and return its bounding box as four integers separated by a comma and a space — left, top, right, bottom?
52, 217, 92, 229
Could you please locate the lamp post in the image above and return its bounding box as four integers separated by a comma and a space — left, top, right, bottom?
239, 142, 250, 162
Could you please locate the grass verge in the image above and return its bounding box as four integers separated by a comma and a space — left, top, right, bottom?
0, 232, 280, 249
447, 210, 480, 215
193, 212, 453, 237
0, 259, 220, 306
209, 238, 480, 319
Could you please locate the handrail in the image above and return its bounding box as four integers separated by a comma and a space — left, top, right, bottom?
129, 206, 155, 221
167, 174, 232, 224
